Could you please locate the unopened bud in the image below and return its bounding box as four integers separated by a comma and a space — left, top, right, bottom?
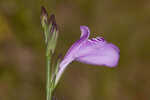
48, 14, 57, 34
40, 7, 59, 55
41, 6, 48, 28
46, 15, 59, 55
41, 6, 49, 43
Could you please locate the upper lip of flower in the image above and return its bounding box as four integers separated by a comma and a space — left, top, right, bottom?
55, 25, 120, 85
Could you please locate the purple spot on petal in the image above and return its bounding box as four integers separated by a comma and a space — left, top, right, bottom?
97, 37, 104, 42
91, 38, 98, 42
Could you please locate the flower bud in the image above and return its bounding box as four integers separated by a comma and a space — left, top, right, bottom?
41, 6, 59, 55
41, 6, 48, 29
48, 14, 55, 33
46, 15, 59, 56
41, 6, 49, 43
46, 23, 59, 55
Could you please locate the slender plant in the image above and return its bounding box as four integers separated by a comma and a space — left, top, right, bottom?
41, 6, 59, 100
40, 6, 120, 100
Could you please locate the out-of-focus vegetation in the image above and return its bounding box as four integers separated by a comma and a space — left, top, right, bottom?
0, 0, 150, 100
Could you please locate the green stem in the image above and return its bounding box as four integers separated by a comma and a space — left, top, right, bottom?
46, 52, 52, 100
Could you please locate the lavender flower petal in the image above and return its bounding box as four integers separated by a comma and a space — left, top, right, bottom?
55, 26, 120, 85
75, 38, 120, 67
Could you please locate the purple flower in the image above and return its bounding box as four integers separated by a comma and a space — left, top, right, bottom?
55, 26, 120, 85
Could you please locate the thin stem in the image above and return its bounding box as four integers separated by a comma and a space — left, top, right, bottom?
46, 52, 52, 100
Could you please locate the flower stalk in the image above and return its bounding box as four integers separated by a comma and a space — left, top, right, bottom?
46, 52, 52, 100
41, 6, 59, 100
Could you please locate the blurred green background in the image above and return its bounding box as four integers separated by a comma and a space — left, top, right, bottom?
0, 0, 150, 100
